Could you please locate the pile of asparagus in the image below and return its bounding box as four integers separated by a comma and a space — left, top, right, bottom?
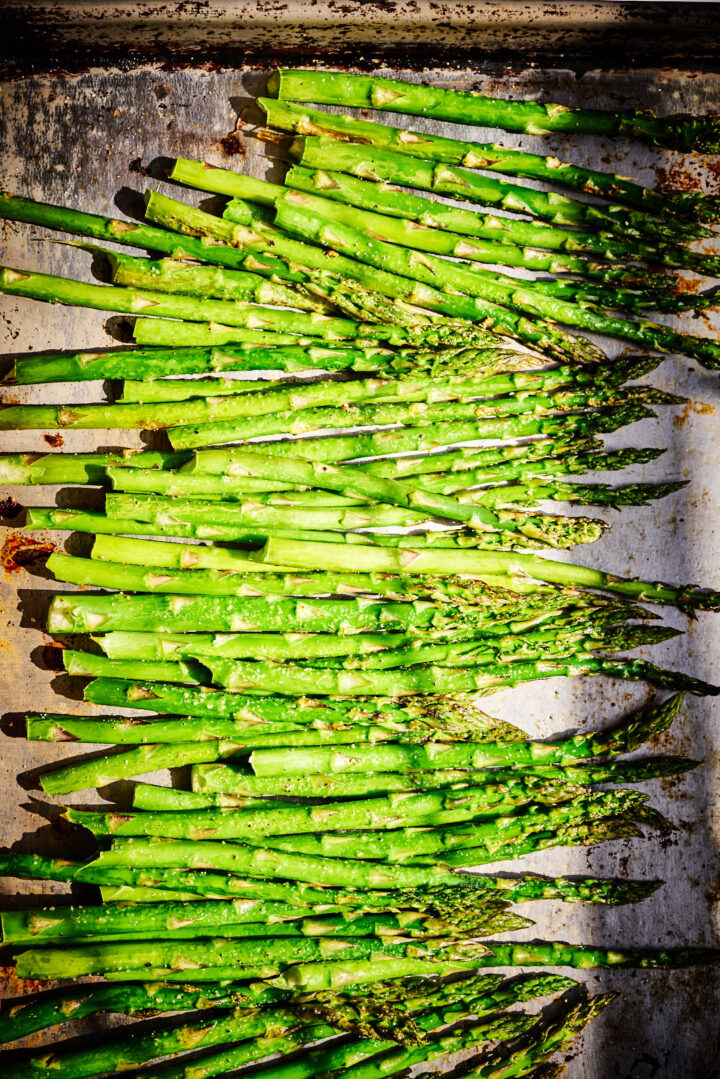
1, 69, 720, 1077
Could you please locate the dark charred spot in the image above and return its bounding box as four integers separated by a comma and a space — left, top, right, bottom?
129, 157, 149, 176
1, 533, 55, 573
43, 432, 64, 448
0, 496, 21, 519
219, 113, 248, 157
153, 83, 171, 100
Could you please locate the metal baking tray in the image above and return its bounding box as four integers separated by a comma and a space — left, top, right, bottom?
1, 2, 720, 1074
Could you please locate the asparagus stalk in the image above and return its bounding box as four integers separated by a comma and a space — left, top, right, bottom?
230, 192, 700, 318
470, 994, 614, 1078
65, 777, 606, 842
21, 501, 607, 551
105, 247, 331, 311
46, 591, 522, 636
193, 691, 686, 790
143, 191, 601, 363
238, 1012, 535, 1079
166, 387, 670, 452
83, 533, 627, 611
29, 494, 606, 549
114, 361, 599, 412
273, 190, 720, 369
236, 804, 649, 866
263, 935, 720, 997
179, 403, 652, 465
2, 379, 655, 433
288, 137, 706, 244
247, 691, 684, 775
83, 677, 527, 742
257, 100, 719, 221
174, 157, 665, 285
16, 932, 495, 981
0, 450, 185, 486
0, 981, 272, 1047
257, 536, 720, 614
81, 790, 643, 866
90, 819, 642, 902
282, 160, 718, 278
7, 342, 426, 384
0, 265, 435, 347
269, 69, 720, 155
0, 190, 316, 284
130, 983, 543, 1079
37, 685, 683, 795
3, 901, 517, 947
357, 438, 641, 479
7, 1004, 333, 1079
114, 425, 639, 526
201, 625, 683, 697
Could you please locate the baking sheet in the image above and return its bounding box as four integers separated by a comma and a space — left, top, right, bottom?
1, 57, 720, 1076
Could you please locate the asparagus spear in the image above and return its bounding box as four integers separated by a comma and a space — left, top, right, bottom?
257, 536, 720, 614
0, 981, 275, 1047
91, 819, 642, 903
56, 622, 670, 693
83, 533, 630, 610
193, 690, 687, 790
83, 677, 527, 742
33, 492, 607, 550
143, 190, 601, 363
0, 265, 416, 345
104, 247, 332, 310
257, 100, 719, 221
179, 403, 652, 465
201, 624, 682, 696
273, 190, 720, 369
16, 932, 495, 981
0, 450, 185, 486
2, 379, 653, 434
125, 979, 546, 1079
113, 359, 598, 413
7, 341, 428, 384
7, 1005, 333, 1079
269, 69, 720, 155
288, 136, 706, 244
46, 590, 526, 635
247, 691, 684, 776
358, 439, 652, 480
0, 190, 317, 284
3, 901, 519, 947
281, 161, 718, 278
38, 686, 686, 795
173, 157, 666, 285
65, 777, 607, 842
166, 387, 670, 452
237, 1011, 535, 1079
227, 193, 699, 318
470, 994, 614, 1078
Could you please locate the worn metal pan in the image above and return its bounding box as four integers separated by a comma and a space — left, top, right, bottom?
1, 2, 719, 1074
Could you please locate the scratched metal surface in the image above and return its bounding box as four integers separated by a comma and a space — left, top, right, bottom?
1, 58, 720, 1078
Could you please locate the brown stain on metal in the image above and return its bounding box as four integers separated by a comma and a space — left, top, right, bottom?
0, 965, 48, 1001
673, 400, 716, 429
652, 162, 705, 195
0, 533, 55, 573
43, 432, 64, 447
